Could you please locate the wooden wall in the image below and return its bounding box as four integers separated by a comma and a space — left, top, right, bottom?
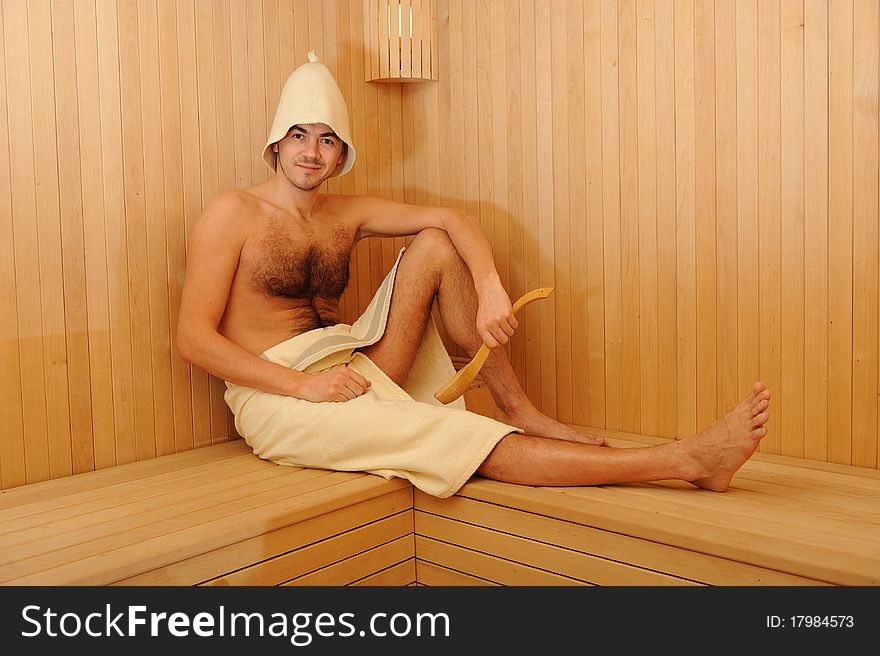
406, 0, 879, 470
1, 0, 877, 490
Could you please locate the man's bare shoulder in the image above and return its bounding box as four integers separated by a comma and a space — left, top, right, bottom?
192, 189, 264, 237
200, 188, 261, 220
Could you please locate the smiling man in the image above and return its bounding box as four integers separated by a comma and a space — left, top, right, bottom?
176, 52, 771, 498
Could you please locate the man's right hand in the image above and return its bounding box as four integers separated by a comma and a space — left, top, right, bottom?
298, 365, 371, 403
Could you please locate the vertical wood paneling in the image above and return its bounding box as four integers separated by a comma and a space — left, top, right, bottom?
584, 0, 606, 428
8, 0, 52, 485
119, 0, 155, 462
52, 0, 94, 475
674, 0, 697, 438
157, 0, 194, 455
4, 1, 880, 490
138, 0, 175, 457
31, 0, 72, 480
654, 0, 676, 437
518, 0, 541, 404
828, 0, 854, 464
803, 0, 829, 463
535, 0, 556, 416
75, 0, 115, 472
636, 0, 658, 436
569, 0, 588, 427
714, 0, 738, 417
0, 0, 27, 489
758, 0, 783, 454
176, 0, 210, 449
851, 0, 878, 469
551, 0, 572, 423
736, 0, 760, 433
694, 0, 716, 432
97, 0, 136, 467
618, 0, 639, 433
781, 0, 805, 458
601, 0, 623, 430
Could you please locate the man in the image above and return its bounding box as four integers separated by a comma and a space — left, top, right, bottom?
177, 52, 770, 498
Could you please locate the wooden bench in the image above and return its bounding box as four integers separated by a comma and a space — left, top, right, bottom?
415, 429, 880, 586
0, 440, 414, 586
2, 425, 878, 587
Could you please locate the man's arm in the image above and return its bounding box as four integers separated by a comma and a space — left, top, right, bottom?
176, 194, 370, 401
354, 196, 517, 348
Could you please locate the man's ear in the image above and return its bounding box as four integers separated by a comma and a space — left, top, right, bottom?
272, 142, 279, 154
336, 145, 348, 170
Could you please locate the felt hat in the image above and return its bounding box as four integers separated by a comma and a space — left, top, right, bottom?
261, 51, 356, 177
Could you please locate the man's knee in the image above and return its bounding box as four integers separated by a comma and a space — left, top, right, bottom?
406, 228, 464, 271
407, 227, 459, 265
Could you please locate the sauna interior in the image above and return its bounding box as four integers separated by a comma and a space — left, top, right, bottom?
3, 0, 880, 593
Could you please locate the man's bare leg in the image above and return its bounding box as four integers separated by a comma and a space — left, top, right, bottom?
360, 229, 604, 444
477, 382, 771, 491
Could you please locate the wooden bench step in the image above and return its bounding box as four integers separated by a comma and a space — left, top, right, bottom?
0, 440, 410, 585
414, 427, 880, 586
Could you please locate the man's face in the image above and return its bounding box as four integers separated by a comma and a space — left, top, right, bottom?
274, 123, 346, 190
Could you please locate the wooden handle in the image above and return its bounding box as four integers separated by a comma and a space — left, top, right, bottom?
433, 287, 554, 405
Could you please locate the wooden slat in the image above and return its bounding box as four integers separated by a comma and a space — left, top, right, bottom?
851, 0, 879, 470
30, 0, 72, 482
584, 0, 607, 428
415, 535, 586, 586
736, 0, 761, 432
618, 0, 640, 434
636, 0, 659, 436
757, 0, 783, 456
694, 0, 717, 433
416, 511, 698, 586
1, 465, 320, 562
74, 0, 116, 473
415, 492, 824, 586
654, 0, 676, 438
117, 488, 413, 585
138, 0, 176, 458
827, 0, 854, 466
416, 560, 498, 586
6, 0, 51, 486
674, 0, 696, 439
206, 515, 412, 585
285, 536, 413, 586
1, 456, 286, 541
518, 0, 541, 403
780, 0, 805, 459
52, 0, 93, 477
351, 559, 416, 586
802, 0, 829, 463
119, 0, 156, 463
2, 472, 407, 585
550, 0, 571, 424
714, 0, 738, 416
600, 0, 623, 431
0, 440, 247, 508
449, 474, 880, 586
0, 0, 26, 491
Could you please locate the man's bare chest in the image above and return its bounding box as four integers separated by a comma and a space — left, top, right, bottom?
244, 218, 354, 300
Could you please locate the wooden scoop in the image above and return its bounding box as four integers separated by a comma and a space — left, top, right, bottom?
434, 286, 554, 404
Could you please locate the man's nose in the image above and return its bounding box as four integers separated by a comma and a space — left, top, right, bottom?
304, 138, 320, 158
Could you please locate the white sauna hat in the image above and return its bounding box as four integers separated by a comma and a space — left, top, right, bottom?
261, 51, 356, 177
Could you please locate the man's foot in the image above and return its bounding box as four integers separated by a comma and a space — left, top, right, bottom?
685, 381, 771, 491
494, 403, 606, 446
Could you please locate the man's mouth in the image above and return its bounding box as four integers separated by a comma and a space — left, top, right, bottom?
297, 162, 322, 172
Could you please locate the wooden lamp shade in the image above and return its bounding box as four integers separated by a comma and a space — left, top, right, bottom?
366, 0, 437, 82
